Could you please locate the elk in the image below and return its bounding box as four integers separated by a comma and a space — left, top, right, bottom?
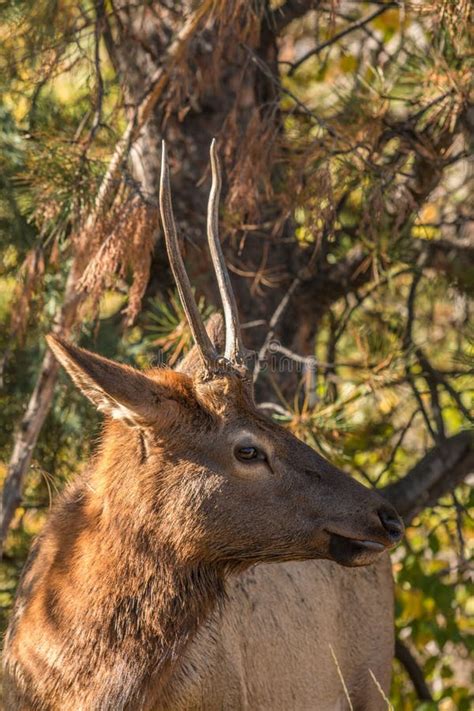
3, 141, 404, 711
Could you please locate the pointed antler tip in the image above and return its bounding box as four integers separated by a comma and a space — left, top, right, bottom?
210, 138, 218, 159
160, 142, 169, 187
209, 141, 221, 179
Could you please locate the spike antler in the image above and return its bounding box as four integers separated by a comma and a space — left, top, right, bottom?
159, 140, 253, 378
207, 140, 248, 366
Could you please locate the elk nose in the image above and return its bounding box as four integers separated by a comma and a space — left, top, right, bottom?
378, 505, 404, 543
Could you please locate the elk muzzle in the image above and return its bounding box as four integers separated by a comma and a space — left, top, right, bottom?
301, 462, 404, 567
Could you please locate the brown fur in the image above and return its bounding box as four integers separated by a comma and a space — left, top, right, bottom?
2, 330, 403, 710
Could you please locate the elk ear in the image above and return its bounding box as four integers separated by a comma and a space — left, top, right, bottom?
176, 313, 225, 375
47, 335, 190, 427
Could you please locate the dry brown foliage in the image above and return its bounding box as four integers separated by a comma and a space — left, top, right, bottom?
77, 197, 158, 325
412, 0, 471, 45
159, 0, 277, 225
10, 248, 45, 343
226, 111, 279, 224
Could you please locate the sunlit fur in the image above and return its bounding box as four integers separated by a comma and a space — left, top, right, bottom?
3, 330, 402, 710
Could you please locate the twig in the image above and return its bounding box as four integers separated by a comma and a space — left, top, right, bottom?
424, 373, 446, 441
402, 271, 421, 352
402, 272, 439, 443
452, 491, 467, 566
268, 344, 315, 365
395, 639, 433, 702
374, 408, 419, 485
253, 276, 301, 383
243, 44, 338, 138
417, 348, 473, 424
88, 0, 105, 144
335, 267, 412, 343
407, 376, 438, 444
257, 402, 292, 417
289, 3, 397, 75
86, 117, 137, 228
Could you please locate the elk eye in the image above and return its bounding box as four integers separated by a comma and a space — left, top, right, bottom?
236, 446, 260, 462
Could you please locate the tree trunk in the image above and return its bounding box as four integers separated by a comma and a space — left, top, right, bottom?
0, 275, 79, 547
0, 351, 59, 545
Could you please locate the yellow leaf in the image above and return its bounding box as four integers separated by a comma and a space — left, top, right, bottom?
99, 290, 126, 319
373, 9, 400, 33
398, 588, 424, 623
339, 54, 358, 74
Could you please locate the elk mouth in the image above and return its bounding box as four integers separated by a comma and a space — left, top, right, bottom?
326, 531, 387, 567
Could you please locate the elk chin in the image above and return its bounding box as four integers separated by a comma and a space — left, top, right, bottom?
327, 532, 388, 567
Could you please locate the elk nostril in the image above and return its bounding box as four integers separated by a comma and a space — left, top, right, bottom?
378, 507, 404, 542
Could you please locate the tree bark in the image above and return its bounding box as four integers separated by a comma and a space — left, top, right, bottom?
0, 352, 59, 546
383, 432, 474, 525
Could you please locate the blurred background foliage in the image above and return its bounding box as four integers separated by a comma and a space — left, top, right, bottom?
0, 1, 472, 708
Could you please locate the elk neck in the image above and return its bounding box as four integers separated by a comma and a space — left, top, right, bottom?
35, 419, 227, 707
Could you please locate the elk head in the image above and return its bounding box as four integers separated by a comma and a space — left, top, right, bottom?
47, 141, 403, 571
